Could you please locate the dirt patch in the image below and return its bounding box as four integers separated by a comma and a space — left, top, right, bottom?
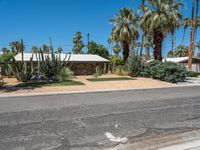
0, 75, 175, 95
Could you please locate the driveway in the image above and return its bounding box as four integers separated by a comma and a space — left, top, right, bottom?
1, 86, 200, 149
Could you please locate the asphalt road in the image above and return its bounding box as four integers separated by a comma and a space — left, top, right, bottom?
1, 86, 200, 150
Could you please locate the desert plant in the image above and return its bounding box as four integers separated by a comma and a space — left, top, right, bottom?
140, 61, 188, 83
56, 68, 74, 82
127, 49, 143, 77
8, 40, 35, 82
38, 48, 70, 80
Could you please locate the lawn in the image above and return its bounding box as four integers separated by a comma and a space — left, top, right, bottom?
15, 80, 85, 88
87, 77, 135, 82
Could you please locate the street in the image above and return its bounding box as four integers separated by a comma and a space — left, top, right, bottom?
1, 86, 200, 150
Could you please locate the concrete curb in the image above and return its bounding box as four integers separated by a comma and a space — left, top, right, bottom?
0, 84, 200, 98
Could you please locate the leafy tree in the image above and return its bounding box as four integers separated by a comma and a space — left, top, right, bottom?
110, 8, 139, 62
140, 0, 183, 60
72, 32, 84, 54
88, 41, 109, 59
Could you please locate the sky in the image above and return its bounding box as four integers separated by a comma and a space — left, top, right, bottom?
0, 0, 199, 56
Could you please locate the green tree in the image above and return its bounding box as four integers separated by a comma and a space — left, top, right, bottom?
9, 41, 24, 55
174, 45, 189, 57
181, 18, 190, 45
167, 50, 174, 58
88, 41, 109, 59
31, 46, 38, 53
1, 48, 10, 54
110, 8, 139, 62
57, 47, 63, 54
42, 44, 49, 54
72, 32, 84, 54
140, 0, 183, 60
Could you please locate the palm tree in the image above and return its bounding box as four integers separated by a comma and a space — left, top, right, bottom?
113, 43, 121, 56
9, 41, 24, 55
110, 8, 139, 62
42, 44, 49, 54
140, 0, 183, 60
174, 45, 189, 57
72, 32, 84, 54
1, 48, 10, 54
31, 46, 38, 53
181, 18, 190, 45
57, 47, 63, 54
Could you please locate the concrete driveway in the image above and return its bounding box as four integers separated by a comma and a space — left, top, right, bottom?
1, 86, 200, 150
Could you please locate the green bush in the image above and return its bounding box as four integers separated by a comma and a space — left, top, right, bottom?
56, 68, 74, 82
140, 61, 187, 83
186, 71, 199, 77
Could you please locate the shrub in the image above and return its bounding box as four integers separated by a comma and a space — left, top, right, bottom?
56, 68, 74, 82
127, 49, 143, 77
0, 76, 5, 88
186, 71, 199, 77
140, 61, 187, 83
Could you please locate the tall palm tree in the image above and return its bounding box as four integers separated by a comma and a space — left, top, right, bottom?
188, 0, 196, 69
140, 0, 183, 60
181, 18, 190, 45
110, 8, 139, 62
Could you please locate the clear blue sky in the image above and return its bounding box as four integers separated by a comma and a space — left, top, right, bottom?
0, 0, 199, 56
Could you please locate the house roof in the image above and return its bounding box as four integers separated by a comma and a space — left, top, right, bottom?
14, 53, 109, 63
165, 57, 200, 63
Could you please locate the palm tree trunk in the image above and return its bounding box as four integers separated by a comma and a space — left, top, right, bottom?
145, 34, 151, 61
153, 31, 163, 61
181, 28, 186, 45
188, 0, 195, 70
122, 41, 130, 62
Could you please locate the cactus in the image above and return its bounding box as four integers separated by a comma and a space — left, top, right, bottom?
37, 47, 71, 80
8, 40, 35, 82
